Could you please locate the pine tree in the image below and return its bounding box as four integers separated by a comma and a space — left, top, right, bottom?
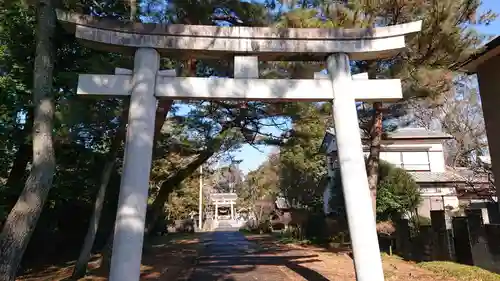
273, 0, 494, 211
0, 1, 57, 279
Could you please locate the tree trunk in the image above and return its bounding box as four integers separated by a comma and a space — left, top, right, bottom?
79, 101, 172, 275
153, 100, 173, 153
366, 102, 383, 216
96, 231, 114, 271
258, 204, 264, 225
144, 149, 217, 235
85, 101, 172, 274
70, 106, 128, 280
91, 172, 122, 273
70, 161, 116, 279
139, 99, 173, 235
70, 98, 167, 279
129, 0, 136, 20
0, 1, 56, 280
141, 65, 188, 234
144, 117, 232, 235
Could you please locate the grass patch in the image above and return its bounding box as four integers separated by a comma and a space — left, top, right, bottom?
419, 261, 500, 281
270, 231, 315, 245
238, 228, 253, 235
278, 235, 312, 245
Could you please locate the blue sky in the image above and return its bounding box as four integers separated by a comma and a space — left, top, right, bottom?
231, 121, 285, 174
478, 0, 500, 35
230, 1, 500, 174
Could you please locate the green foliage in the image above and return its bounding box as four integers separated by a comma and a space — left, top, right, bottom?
414, 215, 432, 226
277, 231, 313, 245
376, 163, 421, 220
165, 178, 200, 221
329, 161, 421, 221
279, 103, 328, 209
238, 153, 280, 210
0, 0, 495, 275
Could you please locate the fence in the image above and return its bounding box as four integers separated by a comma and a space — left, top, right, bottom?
395, 204, 500, 273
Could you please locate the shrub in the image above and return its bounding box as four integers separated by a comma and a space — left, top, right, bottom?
304, 212, 330, 244
328, 160, 421, 222
258, 220, 272, 233
376, 162, 421, 221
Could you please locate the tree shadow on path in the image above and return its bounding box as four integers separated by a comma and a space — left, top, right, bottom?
190, 254, 331, 281
183, 231, 334, 281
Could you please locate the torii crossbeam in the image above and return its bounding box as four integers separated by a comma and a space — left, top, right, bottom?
78, 72, 402, 102
57, 9, 421, 281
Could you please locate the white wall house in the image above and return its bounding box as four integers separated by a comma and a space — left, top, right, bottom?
320, 127, 495, 220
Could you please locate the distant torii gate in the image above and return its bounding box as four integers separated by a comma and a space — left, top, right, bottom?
57, 10, 421, 281
210, 192, 238, 221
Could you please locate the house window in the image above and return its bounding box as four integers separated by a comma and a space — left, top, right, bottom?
399, 151, 431, 171
421, 187, 430, 194
380, 152, 402, 167
422, 187, 439, 193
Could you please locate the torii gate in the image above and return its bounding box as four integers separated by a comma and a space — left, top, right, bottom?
57, 10, 421, 281
210, 192, 238, 221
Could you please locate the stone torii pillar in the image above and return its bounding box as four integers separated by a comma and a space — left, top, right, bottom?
230, 202, 234, 220
110, 48, 158, 281
327, 53, 384, 280
78, 48, 176, 281
215, 203, 218, 222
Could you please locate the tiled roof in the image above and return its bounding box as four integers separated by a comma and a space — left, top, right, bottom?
409, 167, 490, 183
408, 171, 463, 183
384, 127, 452, 140
321, 127, 453, 155
209, 193, 238, 200
450, 167, 491, 183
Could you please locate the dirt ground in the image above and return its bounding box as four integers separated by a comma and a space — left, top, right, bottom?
16, 233, 202, 281
244, 234, 458, 281
15, 232, 468, 281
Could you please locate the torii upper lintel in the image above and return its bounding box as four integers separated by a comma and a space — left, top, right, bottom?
56, 9, 421, 61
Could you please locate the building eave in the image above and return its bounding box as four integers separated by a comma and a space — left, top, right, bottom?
455, 36, 500, 74
319, 127, 336, 154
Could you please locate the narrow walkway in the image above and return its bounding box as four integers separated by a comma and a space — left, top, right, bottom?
185, 222, 329, 281
183, 225, 459, 281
